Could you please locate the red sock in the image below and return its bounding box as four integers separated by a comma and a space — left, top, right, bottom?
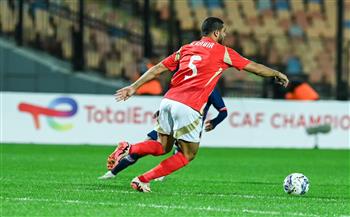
138, 152, 189, 183
129, 140, 164, 156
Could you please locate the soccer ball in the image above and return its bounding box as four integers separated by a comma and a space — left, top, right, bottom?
283, 173, 310, 195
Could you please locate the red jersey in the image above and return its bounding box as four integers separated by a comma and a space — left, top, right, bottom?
161, 37, 250, 113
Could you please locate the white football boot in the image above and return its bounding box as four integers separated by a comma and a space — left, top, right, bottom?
98, 171, 116, 180
130, 177, 151, 192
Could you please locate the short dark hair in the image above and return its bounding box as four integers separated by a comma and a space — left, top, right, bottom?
201, 17, 224, 36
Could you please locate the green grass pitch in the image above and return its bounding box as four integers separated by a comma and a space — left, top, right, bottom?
1, 144, 349, 217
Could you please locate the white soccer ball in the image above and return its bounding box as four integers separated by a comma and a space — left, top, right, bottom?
283, 173, 310, 195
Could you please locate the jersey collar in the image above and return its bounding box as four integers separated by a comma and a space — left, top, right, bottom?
201, 36, 216, 43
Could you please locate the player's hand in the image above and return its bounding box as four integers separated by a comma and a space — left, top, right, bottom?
204, 120, 214, 132
114, 86, 136, 102
275, 72, 289, 88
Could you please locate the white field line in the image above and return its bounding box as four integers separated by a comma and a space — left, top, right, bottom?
3, 179, 346, 203
3, 178, 348, 203
0, 196, 321, 217
66, 188, 344, 203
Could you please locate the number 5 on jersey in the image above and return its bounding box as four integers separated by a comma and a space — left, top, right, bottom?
184, 55, 202, 80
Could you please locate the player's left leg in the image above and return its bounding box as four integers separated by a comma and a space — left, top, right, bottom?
107, 135, 154, 175
106, 142, 132, 170
100, 100, 175, 180
99, 134, 173, 180
103, 130, 160, 178
105, 131, 157, 170
118, 99, 175, 160
111, 132, 174, 175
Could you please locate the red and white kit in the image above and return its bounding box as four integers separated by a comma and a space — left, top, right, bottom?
157, 37, 251, 142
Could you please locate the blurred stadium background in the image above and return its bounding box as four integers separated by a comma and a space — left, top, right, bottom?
1, 1, 350, 216
1, 0, 349, 99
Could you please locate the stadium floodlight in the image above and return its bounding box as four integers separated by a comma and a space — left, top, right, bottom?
305, 124, 332, 149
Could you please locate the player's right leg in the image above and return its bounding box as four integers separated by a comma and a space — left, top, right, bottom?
177, 140, 199, 162
133, 140, 199, 187
131, 99, 202, 192
130, 132, 175, 192
154, 140, 180, 182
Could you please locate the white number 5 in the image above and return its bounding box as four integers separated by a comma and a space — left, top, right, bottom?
184, 55, 202, 80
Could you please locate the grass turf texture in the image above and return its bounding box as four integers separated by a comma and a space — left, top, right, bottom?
1, 144, 349, 217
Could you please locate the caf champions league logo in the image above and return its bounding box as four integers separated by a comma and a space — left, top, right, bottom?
18, 97, 78, 131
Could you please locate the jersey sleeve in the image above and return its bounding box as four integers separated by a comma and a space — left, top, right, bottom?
209, 89, 227, 111
161, 47, 182, 72
208, 89, 228, 128
223, 47, 251, 70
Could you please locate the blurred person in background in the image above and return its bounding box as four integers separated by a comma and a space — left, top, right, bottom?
285, 80, 319, 101
285, 49, 303, 75
289, 15, 304, 38
135, 56, 163, 95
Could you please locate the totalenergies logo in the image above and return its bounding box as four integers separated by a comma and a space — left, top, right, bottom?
18, 97, 78, 131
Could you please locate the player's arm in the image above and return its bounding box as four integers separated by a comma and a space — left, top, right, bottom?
204, 89, 228, 132
244, 61, 289, 87
115, 48, 182, 101
205, 108, 227, 132
224, 47, 289, 87
133, 63, 168, 90
115, 63, 168, 101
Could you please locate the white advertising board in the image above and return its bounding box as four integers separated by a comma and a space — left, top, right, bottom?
1, 92, 349, 149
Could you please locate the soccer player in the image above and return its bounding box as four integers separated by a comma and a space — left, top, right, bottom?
101, 88, 228, 180
108, 17, 288, 192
